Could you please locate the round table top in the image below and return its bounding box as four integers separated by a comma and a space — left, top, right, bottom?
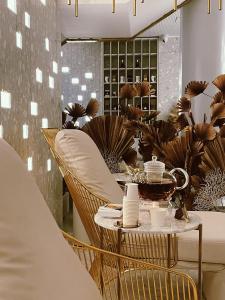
94, 210, 202, 234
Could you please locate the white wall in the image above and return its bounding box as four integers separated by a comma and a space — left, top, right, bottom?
181, 0, 225, 123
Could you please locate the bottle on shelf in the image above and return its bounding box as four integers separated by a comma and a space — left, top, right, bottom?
143, 74, 148, 81
112, 75, 117, 82
104, 90, 110, 98
120, 76, 125, 83
120, 58, 125, 68
135, 58, 140, 68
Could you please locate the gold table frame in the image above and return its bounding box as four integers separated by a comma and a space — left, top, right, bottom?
97, 213, 203, 300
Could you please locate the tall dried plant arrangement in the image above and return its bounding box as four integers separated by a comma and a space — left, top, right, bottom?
124, 74, 225, 213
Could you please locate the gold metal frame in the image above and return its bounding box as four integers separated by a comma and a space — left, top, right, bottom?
63, 231, 198, 300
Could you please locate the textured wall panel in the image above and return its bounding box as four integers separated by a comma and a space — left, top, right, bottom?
0, 0, 62, 224
158, 37, 181, 120
61, 42, 103, 125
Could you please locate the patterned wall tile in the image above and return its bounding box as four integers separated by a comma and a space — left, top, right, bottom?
61, 42, 103, 126
0, 0, 62, 224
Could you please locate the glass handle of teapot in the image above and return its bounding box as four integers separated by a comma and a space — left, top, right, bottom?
169, 168, 189, 190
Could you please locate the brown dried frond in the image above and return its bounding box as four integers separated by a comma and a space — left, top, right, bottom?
176, 97, 191, 113
194, 123, 216, 141
135, 82, 155, 97
185, 81, 208, 98
199, 136, 225, 174
62, 121, 76, 129
211, 91, 224, 107
142, 110, 160, 122
120, 84, 137, 99
211, 103, 225, 126
65, 103, 86, 122
82, 116, 135, 169
139, 138, 154, 162
161, 128, 203, 169
154, 120, 177, 143
86, 99, 100, 117
175, 114, 189, 130
212, 74, 225, 92
120, 105, 144, 121
122, 148, 137, 167
219, 125, 225, 138
62, 111, 67, 125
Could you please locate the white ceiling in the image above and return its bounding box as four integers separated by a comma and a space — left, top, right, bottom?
57, 0, 186, 39
140, 10, 180, 37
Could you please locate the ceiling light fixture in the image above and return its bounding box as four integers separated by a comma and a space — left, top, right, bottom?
174, 0, 177, 11
67, 0, 145, 17
207, 0, 222, 13
133, 0, 137, 16
112, 0, 115, 13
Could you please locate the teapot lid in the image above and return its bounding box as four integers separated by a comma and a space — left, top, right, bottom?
144, 156, 165, 174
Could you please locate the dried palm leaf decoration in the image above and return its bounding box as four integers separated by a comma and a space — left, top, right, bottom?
211, 91, 224, 106
62, 111, 67, 125
194, 123, 216, 141
82, 115, 136, 173
211, 103, 225, 127
86, 99, 100, 117
212, 74, 225, 92
64, 103, 86, 122
176, 97, 191, 113
120, 105, 144, 121
135, 82, 155, 97
185, 81, 208, 98
199, 136, 225, 174
119, 84, 137, 99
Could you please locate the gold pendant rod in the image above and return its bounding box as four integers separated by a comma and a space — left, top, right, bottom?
112, 0, 115, 13
219, 0, 222, 10
174, 0, 177, 10
75, 0, 78, 17
67, 0, 71, 4
133, 0, 136, 16
208, 0, 211, 14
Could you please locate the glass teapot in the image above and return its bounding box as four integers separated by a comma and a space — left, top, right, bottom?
133, 156, 189, 202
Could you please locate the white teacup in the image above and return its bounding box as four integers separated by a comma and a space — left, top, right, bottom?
150, 208, 167, 227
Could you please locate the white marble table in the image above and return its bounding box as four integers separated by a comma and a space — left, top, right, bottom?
95, 210, 201, 234
95, 209, 203, 299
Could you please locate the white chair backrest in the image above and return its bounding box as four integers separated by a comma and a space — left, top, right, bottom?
0, 139, 101, 300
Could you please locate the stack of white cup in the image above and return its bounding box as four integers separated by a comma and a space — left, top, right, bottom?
123, 183, 139, 227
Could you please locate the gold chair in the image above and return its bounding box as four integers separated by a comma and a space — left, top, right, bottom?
62, 231, 198, 300
42, 129, 178, 267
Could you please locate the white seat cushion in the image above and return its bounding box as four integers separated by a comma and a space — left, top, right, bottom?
0, 139, 101, 300
55, 129, 124, 204
178, 211, 225, 264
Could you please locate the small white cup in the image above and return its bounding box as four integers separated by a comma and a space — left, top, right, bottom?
126, 183, 139, 200
136, 75, 141, 82
150, 208, 167, 227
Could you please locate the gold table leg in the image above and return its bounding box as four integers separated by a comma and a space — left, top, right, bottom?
100, 227, 104, 295
198, 224, 203, 300
117, 228, 122, 300
167, 234, 171, 268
